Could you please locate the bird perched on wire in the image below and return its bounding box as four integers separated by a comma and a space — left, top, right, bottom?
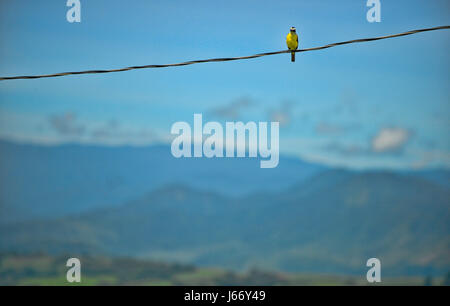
286, 27, 299, 62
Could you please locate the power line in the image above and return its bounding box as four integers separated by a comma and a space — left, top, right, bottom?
0, 25, 448, 81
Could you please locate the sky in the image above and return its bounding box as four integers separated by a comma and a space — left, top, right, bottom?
0, 0, 449, 170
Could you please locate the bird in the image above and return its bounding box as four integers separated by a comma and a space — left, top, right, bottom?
286, 27, 299, 62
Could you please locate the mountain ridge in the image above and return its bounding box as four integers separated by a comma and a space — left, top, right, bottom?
1, 168, 448, 276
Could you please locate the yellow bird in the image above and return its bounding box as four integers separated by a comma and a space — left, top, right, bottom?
286, 27, 299, 62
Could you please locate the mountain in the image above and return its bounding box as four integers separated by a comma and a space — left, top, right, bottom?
406, 169, 450, 188
0, 140, 324, 223
1, 139, 448, 225
1, 169, 449, 276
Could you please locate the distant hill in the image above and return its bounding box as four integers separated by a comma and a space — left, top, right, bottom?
0, 140, 324, 223
403, 169, 450, 188
1, 139, 448, 225
1, 169, 449, 276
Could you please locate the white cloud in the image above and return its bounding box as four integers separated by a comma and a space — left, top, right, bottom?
371, 128, 411, 153
48, 112, 85, 136
208, 97, 254, 120
412, 150, 450, 169
269, 101, 293, 127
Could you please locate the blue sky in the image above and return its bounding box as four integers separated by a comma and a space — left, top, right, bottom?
0, 0, 449, 169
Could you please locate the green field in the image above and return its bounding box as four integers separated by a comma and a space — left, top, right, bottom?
1, 253, 448, 286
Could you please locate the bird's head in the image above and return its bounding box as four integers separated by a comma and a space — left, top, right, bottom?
290, 27, 296, 33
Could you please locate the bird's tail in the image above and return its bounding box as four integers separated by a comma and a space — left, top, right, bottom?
291, 52, 295, 62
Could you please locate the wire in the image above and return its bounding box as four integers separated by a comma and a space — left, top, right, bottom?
0, 25, 448, 81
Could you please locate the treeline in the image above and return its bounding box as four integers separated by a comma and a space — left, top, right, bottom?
0, 253, 447, 286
